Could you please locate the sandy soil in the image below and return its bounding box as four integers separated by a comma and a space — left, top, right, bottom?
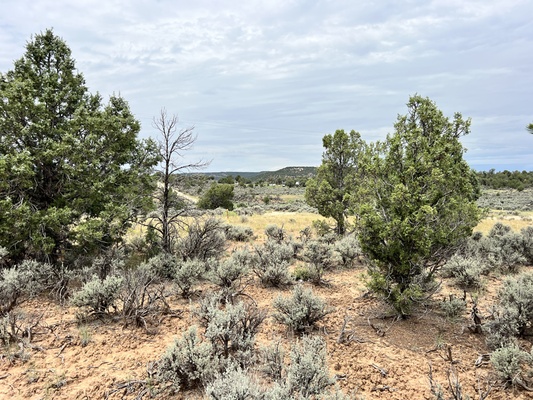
1, 267, 531, 400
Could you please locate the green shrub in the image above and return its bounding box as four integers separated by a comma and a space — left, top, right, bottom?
486, 272, 533, 349
173, 258, 206, 298
0, 260, 51, 315
302, 240, 337, 285
490, 343, 532, 387
145, 252, 178, 280
439, 296, 466, 319
521, 226, 533, 264
207, 256, 250, 300
259, 341, 284, 381
441, 255, 485, 289
196, 294, 266, 368
156, 326, 218, 392
265, 224, 286, 243
273, 285, 332, 333
119, 261, 168, 327
286, 336, 335, 398
333, 235, 361, 268
71, 275, 123, 314
253, 241, 294, 287
205, 367, 263, 400
224, 225, 254, 242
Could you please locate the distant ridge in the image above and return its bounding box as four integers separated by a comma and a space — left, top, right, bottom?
200, 166, 317, 182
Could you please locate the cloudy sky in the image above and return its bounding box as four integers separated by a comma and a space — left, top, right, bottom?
1, 0, 532, 171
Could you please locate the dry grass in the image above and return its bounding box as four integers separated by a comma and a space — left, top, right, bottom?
474, 210, 533, 235
224, 211, 330, 240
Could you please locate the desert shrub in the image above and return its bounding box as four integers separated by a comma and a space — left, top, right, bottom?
177, 217, 227, 261
521, 226, 533, 264
71, 275, 123, 314
144, 252, 178, 280
196, 294, 266, 368
252, 241, 294, 287
333, 235, 361, 268
156, 326, 218, 392
441, 255, 485, 289
286, 336, 335, 398
265, 224, 286, 243
481, 223, 527, 273
490, 343, 533, 387
119, 261, 168, 327
439, 295, 467, 319
173, 258, 206, 298
0, 260, 51, 315
224, 225, 254, 242
207, 256, 251, 301
302, 240, 337, 284
273, 285, 332, 333
0, 311, 43, 346
312, 219, 332, 237
205, 367, 264, 400
486, 272, 533, 349
259, 341, 284, 381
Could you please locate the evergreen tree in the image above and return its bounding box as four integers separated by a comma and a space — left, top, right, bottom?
0, 29, 158, 265
357, 95, 482, 316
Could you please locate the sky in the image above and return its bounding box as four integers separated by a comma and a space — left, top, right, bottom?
1, 0, 532, 172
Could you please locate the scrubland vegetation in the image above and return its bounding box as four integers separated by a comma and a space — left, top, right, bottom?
1, 30, 533, 399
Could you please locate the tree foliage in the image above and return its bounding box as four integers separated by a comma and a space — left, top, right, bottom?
0, 29, 158, 265
357, 95, 482, 316
305, 129, 365, 235
197, 183, 235, 211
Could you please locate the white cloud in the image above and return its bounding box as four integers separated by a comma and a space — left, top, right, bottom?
1, 0, 532, 171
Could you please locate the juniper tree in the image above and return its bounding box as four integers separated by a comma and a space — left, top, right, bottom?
357, 95, 482, 317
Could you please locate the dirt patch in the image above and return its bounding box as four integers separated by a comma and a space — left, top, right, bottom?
1, 267, 531, 399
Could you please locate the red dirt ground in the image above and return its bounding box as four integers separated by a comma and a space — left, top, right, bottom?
1, 267, 531, 399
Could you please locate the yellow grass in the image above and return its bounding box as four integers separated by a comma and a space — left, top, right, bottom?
475, 214, 533, 235
224, 211, 330, 240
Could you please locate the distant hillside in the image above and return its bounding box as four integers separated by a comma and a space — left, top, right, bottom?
201, 166, 317, 183
252, 166, 317, 182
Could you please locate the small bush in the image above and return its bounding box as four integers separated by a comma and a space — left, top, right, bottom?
521, 226, 533, 264
119, 261, 168, 328
439, 296, 466, 319
265, 224, 286, 243
259, 341, 284, 381
490, 343, 532, 387
156, 326, 218, 392
177, 218, 227, 261
302, 240, 337, 284
0, 260, 50, 315
485, 272, 533, 350
286, 336, 335, 398
273, 285, 332, 333
173, 258, 206, 298
333, 235, 361, 268
224, 225, 254, 242
253, 241, 294, 287
205, 367, 264, 400
71, 275, 123, 314
145, 252, 178, 280
207, 256, 250, 300
202, 300, 266, 367
441, 255, 485, 289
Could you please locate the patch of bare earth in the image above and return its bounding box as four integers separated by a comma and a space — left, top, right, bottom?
1, 267, 531, 399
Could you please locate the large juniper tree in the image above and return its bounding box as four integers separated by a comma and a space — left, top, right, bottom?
357, 95, 482, 316
0, 29, 158, 265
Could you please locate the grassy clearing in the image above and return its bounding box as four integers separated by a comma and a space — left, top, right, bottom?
224, 211, 330, 240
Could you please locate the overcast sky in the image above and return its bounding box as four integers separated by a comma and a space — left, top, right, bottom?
1, 0, 532, 171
